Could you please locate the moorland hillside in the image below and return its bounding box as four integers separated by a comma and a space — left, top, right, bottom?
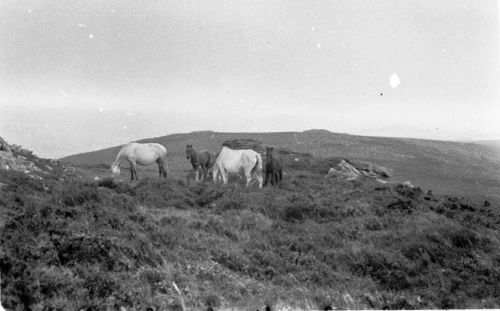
1, 139, 500, 310
61, 130, 500, 203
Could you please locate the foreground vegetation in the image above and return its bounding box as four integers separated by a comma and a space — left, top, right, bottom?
1, 155, 500, 310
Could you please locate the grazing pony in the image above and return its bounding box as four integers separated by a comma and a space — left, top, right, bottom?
212, 146, 263, 188
185, 144, 215, 181
111, 142, 167, 180
264, 147, 283, 186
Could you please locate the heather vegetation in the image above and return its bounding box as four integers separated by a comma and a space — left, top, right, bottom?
1, 149, 500, 310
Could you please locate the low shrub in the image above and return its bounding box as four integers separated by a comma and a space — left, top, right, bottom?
98, 177, 135, 195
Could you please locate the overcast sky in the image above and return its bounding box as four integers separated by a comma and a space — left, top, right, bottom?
1, 0, 499, 158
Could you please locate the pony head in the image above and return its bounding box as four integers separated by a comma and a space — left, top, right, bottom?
266, 147, 274, 158
186, 144, 193, 159
110, 163, 120, 175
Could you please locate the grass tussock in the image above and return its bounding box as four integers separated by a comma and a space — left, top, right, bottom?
1, 157, 500, 310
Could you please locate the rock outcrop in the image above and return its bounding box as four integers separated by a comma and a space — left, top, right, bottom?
0, 136, 12, 153
0, 136, 14, 170
325, 159, 393, 181
0, 136, 52, 179
325, 159, 362, 180
353, 161, 392, 178
222, 139, 266, 154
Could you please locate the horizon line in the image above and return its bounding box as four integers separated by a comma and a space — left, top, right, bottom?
52, 129, 500, 160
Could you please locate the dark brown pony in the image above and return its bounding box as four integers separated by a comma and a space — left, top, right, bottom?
186, 145, 215, 181
264, 147, 283, 186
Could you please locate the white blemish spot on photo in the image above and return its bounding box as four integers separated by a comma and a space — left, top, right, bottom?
390, 73, 400, 88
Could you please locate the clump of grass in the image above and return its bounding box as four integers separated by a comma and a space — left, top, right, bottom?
98, 177, 135, 195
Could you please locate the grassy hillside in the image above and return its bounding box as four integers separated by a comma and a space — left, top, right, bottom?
61, 130, 500, 203
1, 150, 500, 310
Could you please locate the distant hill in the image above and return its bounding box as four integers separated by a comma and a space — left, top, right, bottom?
472, 139, 500, 149
61, 130, 500, 203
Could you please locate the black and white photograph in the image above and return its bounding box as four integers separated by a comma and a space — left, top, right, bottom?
1, 0, 499, 310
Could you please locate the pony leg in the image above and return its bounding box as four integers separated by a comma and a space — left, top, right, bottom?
213, 166, 223, 184
244, 169, 253, 187
213, 167, 218, 183
157, 158, 166, 179
222, 169, 228, 184
161, 163, 166, 178
130, 161, 138, 180
156, 157, 167, 179
198, 166, 203, 181
195, 166, 201, 182
203, 165, 209, 181
256, 172, 263, 188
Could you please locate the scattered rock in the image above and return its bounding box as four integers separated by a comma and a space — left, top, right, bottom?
403, 180, 414, 188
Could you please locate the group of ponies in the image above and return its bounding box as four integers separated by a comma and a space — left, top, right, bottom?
110, 142, 283, 188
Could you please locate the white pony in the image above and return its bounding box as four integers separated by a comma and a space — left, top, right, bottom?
212, 146, 263, 188
111, 142, 167, 180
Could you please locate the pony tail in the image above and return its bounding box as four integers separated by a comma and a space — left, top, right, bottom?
252, 153, 263, 174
